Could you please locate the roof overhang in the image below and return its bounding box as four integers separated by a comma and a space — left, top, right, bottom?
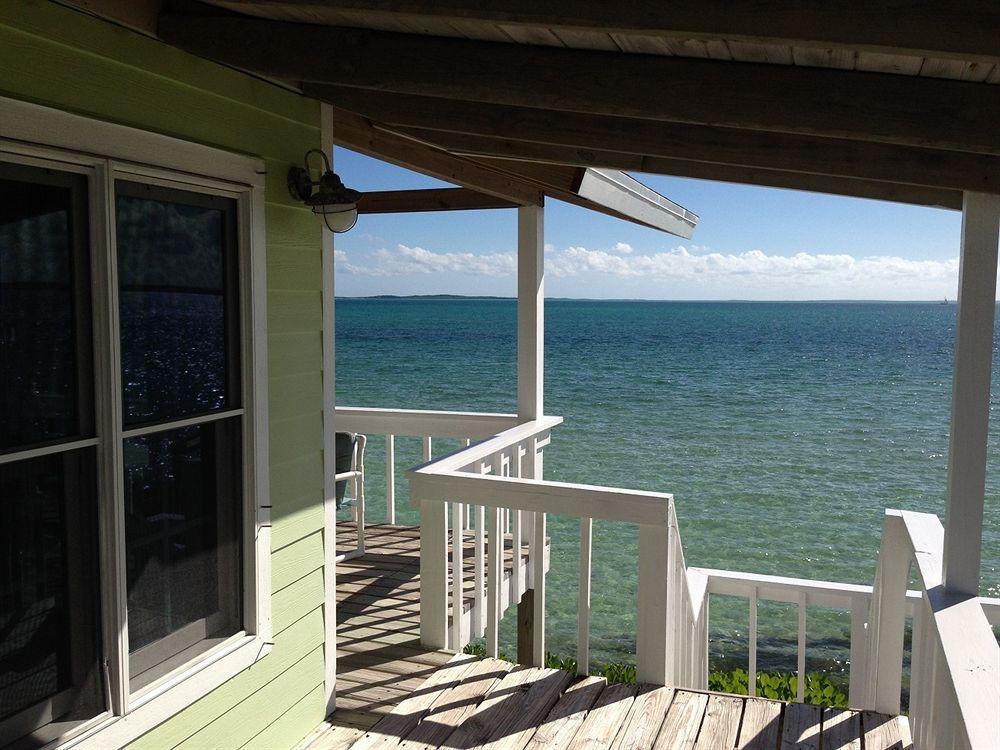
67, 1, 999, 215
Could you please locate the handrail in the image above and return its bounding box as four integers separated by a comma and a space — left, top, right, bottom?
335, 406, 520, 439
332, 405, 525, 527
408, 416, 705, 687
864, 509, 999, 750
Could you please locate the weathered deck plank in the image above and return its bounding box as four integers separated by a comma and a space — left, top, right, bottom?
694, 694, 743, 750
651, 690, 708, 750
781, 702, 822, 750
610, 684, 674, 750
821, 708, 863, 750
737, 698, 783, 750
306, 523, 908, 750
522, 675, 606, 750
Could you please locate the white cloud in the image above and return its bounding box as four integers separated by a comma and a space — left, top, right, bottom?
336, 242, 959, 297
543, 245, 957, 286
339, 244, 516, 277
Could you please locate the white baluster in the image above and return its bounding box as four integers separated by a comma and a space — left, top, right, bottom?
474, 501, 485, 638
578, 516, 592, 675
385, 433, 395, 524
797, 591, 807, 702
749, 586, 758, 697
451, 501, 465, 651
486, 498, 501, 658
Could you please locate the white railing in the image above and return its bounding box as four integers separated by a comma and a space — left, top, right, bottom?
339, 406, 999, 745
333, 406, 520, 554
408, 416, 709, 687
862, 510, 999, 750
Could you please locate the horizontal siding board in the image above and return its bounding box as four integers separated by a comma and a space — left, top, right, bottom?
270, 412, 324, 465
271, 371, 324, 421
272, 501, 325, 553
242, 682, 326, 750
269, 333, 323, 378
273, 530, 325, 592
127, 608, 325, 749
270, 450, 324, 502
268, 290, 324, 334
273, 568, 325, 633
0, 0, 317, 124
176, 647, 325, 749
0, 25, 314, 166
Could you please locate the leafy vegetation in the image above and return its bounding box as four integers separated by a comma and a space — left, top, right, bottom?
462, 644, 848, 708
709, 669, 848, 707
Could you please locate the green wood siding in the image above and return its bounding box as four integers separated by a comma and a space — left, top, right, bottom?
0, 2, 328, 747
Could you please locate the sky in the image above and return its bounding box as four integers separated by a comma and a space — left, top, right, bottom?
332, 147, 966, 301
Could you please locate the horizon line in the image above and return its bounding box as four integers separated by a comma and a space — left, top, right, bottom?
338, 294, 965, 303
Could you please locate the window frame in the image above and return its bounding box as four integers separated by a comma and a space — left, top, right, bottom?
0, 95, 272, 750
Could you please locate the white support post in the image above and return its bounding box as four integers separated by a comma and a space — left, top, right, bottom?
636, 522, 670, 685
420, 499, 449, 650
517, 204, 544, 421
944, 191, 1000, 596
320, 104, 338, 715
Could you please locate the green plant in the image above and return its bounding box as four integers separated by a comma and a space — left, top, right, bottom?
598, 662, 637, 684
708, 669, 848, 708
545, 652, 578, 673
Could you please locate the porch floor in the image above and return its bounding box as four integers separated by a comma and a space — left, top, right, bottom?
310, 524, 910, 749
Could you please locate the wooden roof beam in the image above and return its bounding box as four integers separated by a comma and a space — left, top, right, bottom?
213, 1, 1000, 64
324, 105, 543, 206
309, 86, 1000, 197
358, 187, 518, 213
405, 131, 964, 210
157, 13, 1000, 154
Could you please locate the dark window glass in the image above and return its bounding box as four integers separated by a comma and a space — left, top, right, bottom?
0, 166, 91, 451
0, 450, 104, 729
123, 419, 242, 685
115, 183, 239, 427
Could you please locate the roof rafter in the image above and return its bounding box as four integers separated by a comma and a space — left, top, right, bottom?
157, 11, 1000, 154
212, 0, 1000, 64
307, 85, 1000, 197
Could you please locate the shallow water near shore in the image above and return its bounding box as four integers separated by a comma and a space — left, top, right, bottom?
335, 298, 999, 675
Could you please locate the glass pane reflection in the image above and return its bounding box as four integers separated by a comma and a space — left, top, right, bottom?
116, 184, 238, 426
123, 420, 242, 665
0, 169, 90, 450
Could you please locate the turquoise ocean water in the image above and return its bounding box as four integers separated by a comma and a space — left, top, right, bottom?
335, 299, 999, 677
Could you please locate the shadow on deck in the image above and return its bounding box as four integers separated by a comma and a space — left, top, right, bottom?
308, 523, 909, 750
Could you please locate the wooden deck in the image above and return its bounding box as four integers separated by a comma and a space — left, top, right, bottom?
309, 524, 909, 750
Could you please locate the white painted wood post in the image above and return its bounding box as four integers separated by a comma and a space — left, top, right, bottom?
944, 192, 1000, 596
517, 204, 544, 422
320, 104, 338, 714
451, 501, 465, 651
864, 511, 909, 714
385, 434, 395, 524
420, 499, 449, 650
636, 522, 670, 685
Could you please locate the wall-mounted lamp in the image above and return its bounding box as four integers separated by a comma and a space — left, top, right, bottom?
288, 149, 362, 233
